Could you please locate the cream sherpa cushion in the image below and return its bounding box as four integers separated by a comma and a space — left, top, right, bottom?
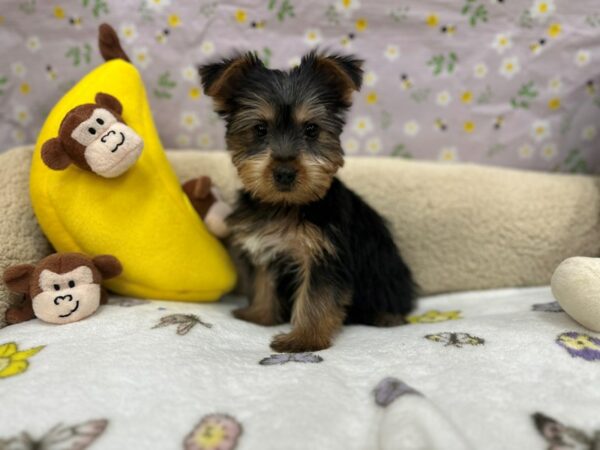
1, 146, 600, 327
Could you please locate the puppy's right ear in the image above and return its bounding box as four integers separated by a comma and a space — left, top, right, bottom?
3, 264, 35, 294
41, 138, 72, 170
198, 53, 263, 108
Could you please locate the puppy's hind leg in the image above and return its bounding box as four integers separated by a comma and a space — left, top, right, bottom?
233, 265, 283, 326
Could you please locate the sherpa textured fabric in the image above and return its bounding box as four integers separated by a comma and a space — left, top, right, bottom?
1, 287, 598, 449
2, 146, 600, 326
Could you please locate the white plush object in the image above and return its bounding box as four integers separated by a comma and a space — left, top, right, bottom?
2, 286, 599, 449
551, 257, 600, 332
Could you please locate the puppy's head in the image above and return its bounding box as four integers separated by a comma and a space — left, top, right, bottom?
199, 50, 363, 205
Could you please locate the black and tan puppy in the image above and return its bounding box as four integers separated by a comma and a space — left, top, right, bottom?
199, 51, 416, 353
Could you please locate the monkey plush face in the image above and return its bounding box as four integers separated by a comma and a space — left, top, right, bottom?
42, 93, 143, 178
3, 253, 122, 324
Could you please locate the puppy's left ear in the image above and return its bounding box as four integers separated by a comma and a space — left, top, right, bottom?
92, 255, 123, 280
95, 92, 123, 115
302, 51, 364, 103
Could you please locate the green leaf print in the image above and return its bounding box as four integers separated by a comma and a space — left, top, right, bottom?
325, 5, 340, 26
199, 2, 218, 18
0, 76, 7, 96
261, 47, 273, 68
585, 14, 600, 27
65, 44, 93, 67
510, 81, 538, 109
487, 143, 506, 158
427, 53, 458, 76
410, 88, 431, 104
391, 144, 412, 158
554, 149, 588, 173
18, 0, 36, 15
517, 9, 534, 28
269, 0, 295, 22
154, 71, 177, 100
82, 0, 109, 18
476, 85, 493, 105
381, 111, 392, 130
461, 0, 488, 27
389, 6, 410, 23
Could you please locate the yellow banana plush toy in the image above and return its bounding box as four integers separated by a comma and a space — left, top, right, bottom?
30, 24, 236, 301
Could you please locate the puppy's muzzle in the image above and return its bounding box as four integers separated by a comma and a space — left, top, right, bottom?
272, 165, 297, 191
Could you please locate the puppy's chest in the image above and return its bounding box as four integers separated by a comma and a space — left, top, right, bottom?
231, 215, 330, 266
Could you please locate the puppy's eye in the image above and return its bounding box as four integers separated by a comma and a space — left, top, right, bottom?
304, 123, 319, 139
53, 284, 60, 291
96, 118, 104, 125
254, 123, 268, 138
88, 127, 96, 135
68, 280, 75, 288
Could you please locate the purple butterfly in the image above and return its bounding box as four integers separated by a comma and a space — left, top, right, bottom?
373, 377, 422, 407
532, 302, 563, 313
152, 314, 212, 335
0, 419, 108, 450
259, 352, 323, 365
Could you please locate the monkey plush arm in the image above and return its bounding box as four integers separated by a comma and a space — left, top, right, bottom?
182, 176, 233, 238
5, 295, 35, 325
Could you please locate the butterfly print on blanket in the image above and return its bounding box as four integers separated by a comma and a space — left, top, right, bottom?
533, 412, 600, 450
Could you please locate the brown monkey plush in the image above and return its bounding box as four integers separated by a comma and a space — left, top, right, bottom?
4, 253, 122, 325
182, 176, 233, 238
41, 92, 143, 178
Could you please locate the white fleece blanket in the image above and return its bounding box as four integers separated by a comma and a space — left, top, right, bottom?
1, 287, 599, 450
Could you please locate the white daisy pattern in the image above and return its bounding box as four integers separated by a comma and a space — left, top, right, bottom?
26, 36, 41, 53
197, 133, 213, 149
335, 0, 361, 16
12, 129, 26, 144
473, 63, 488, 79
11, 62, 26, 78
530, 0, 556, 22
364, 71, 378, 87
14, 105, 32, 126
438, 147, 458, 162
181, 65, 197, 82
304, 29, 322, 47
540, 142, 557, 160
436, 90, 452, 107
288, 56, 301, 68
365, 137, 382, 154
491, 33, 512, 54
499, 56, 520, 79
180, 111, 200, 131
575, 50, 591, 67
352, 116, 374, 137
384, 45, 400, 62
582, 125, 597, 142
518, 144, 534, 159
201, 41, 215, 56
133, 47, 152, 69
176, 134, 191, 147
119, 23, 138, 43
146, 0, 171, 12
403, 120, 420, 137
343, 137, 360, 154
531, 119, 551, 142
548, 77, 562, 93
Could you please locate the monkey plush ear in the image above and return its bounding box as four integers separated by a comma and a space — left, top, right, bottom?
41, 138, 73, 170
92, 255, 123, 280
198, 53, 264, 108
3, 264, 35, 295
300, 51, 364, 103
95, 92, 123, 115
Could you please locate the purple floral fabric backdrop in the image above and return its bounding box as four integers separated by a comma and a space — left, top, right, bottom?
1, 0, 600, 172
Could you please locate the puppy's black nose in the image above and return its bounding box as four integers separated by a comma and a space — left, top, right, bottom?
273, 166, 297, 190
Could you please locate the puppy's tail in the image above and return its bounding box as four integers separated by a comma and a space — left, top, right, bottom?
98, 23, 131, 62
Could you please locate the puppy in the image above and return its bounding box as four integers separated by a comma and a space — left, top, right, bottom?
199, 51, 416, 353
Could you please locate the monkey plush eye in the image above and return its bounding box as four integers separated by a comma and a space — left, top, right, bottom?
96, 118, 104, 125
304, 123, 319, 139
254, 123, 268, 138
68, 280, 75, 288
88, 127, 96, 135
53, 284, 60, 291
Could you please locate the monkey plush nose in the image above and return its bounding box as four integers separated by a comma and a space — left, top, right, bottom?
273, 166, 297, 190
54, 294, 73, 305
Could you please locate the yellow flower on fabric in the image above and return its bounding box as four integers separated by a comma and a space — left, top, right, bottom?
53, 6, 65, 19
408, 310, 461, 324
548, 97, 561, 110
234, 9, 247, 24
355, 18, 368, 32
0, 342, 44, 378
438, 147, 458, 162
547, 23, 561, 38
460, 91, 473, 104
463, 121, 476, 133
188, 87, 201, 100
426, 14, 439, 28
168, 14, 181, 27
19, 83, 30, 95
558, 334, 600, 351
366, 91, 378, 104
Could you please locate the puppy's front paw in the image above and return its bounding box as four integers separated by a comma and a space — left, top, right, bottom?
270, 332, 331, 353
